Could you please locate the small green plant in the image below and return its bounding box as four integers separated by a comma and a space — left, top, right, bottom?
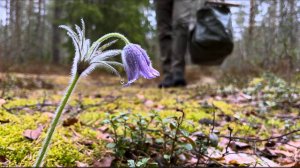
127, 158, 150, 168
102, 110, 205, 167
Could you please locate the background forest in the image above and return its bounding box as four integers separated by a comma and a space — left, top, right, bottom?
0, 0, 299, 77
0, 0, 153, 72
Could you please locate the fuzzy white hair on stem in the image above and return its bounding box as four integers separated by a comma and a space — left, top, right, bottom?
59, 19, 123, 78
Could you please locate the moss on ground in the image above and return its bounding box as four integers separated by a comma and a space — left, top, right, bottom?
0, 73, 299, 166
0, 108, 103, 167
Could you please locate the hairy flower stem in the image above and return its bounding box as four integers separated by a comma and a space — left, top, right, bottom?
34, 73, 80, 167
96, 32, 130, 45
35, 33, 129, 167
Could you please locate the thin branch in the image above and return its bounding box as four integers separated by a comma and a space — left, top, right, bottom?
220, 129, 300, 142
1, 96, 120, 114
224, 126, 233, 155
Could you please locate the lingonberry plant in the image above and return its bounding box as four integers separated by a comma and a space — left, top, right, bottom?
34, 19, 159, 167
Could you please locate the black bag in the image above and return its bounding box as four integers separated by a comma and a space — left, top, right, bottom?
189, 3, 234, 65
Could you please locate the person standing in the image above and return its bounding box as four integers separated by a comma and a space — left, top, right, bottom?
155, 0, 204, 88
155, 0, 190, 88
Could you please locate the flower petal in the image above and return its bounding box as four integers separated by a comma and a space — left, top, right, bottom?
121, 44, 159, 85
122, 47, 140, 85
135, 45, 160, 79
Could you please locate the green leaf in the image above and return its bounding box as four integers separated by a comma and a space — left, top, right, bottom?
101, 119, 110, 124
209, 133, 219, 147
170, 122, 177, 130
183, 143, 193, 151
106, 143, 116, 148
184, 136, 196, 148
127, 160, 136, 168
136, 158, 150, 167
180, 129, 189, 137
163, 155, 171, 160
155, 138, 164, 144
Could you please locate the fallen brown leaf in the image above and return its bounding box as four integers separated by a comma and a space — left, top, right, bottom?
230, 141, 250, 150
260, 157, 281, 167
75, 161, 88, 167
268, 149, 294, 157
228, 159, 238, 165
218, 138, 230, 149
207, 147, 223, 160
63, 117, 78, 127
136, 94, 145, 100
0, 119, 9, 124
261, 148, 278, 158
0, 155, 7, 162
224, 153, 280, 167
224, 153, 256, 165
23, 125, 43, 140
93, 155, 115, 167
265, 140, 276, 147
0, 99, 6, 106
127, 123, 136, 130
276, 157, 295, 165
290, 161, 300, 168
284, 140, 300, 153
186, 157, 199, 165
155, 104, 165, 110
97, 132, 113, 142
79, 140, 94, 147
42, 112, 54, 119
144, 100, 154, 107
98, 125, 109, 132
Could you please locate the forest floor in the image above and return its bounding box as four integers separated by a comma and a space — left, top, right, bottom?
0, 71, 299, 167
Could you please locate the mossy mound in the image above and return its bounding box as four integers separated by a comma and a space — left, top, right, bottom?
0, 109, 104, 167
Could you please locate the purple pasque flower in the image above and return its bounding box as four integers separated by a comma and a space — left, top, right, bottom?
121, 44, 160, 85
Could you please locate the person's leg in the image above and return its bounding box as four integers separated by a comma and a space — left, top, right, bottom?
155, 0, 174, 87
172, 0, 193, 86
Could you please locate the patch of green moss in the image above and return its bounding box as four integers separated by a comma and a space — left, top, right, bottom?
0, 110, 47, 166
265, 118, 284, 129
0, 106, 105, 167
223, 122, 256, 137
185, 108, 212, 122
45, 134, 86, 167
3, 98, 38, 109
79, 111, 106, 126
212, 101, 235, 116
159, 98, 177, 109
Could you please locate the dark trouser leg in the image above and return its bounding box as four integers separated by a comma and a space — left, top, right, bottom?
172, 0, 192, 83
155, 0, 173, 82
172, 23, 189, 82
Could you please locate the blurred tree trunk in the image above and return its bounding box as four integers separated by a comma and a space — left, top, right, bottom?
262, 0, 277, 69
52, 0, 62, 64
9, 0, 15, 60
15, 0, 22, 62
3, 0, 9, 59
37, 0, 42, 32
26, 0, 34, 57
287, 0, 296, 78
34, 0, 42, 60
278, 0, 287, 63
41, 0, 46, 58
246, 0, 257, 61
289, 0, 296, 49
248, 0, 256, 37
